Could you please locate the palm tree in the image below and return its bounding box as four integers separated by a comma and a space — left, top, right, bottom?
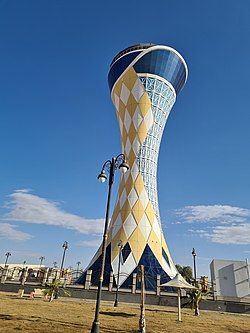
43, 279, 70, 302
182, 289, 205, 316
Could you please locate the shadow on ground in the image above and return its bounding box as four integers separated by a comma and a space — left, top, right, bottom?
100, 311, 136, 318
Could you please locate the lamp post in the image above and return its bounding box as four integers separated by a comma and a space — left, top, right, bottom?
60, 241, 68, 277
91, 153, 129, 333
53, 261, 57, 268
39, 256, 45, 268
192, 248, 197, 285
76, 261, 81, 278
246, 258, 250, 286
114, 240, 123, 307
5, 252, 11, 266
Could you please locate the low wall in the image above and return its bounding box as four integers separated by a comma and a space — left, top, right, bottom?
0, 282, 249, 314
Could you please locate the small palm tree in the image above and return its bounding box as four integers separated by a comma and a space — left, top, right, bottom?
43, 279, 70, 302
182, 289, 206, 316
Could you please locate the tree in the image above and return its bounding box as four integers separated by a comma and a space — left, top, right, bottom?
182, 289, 207, 316
175, 264, 193, 283
43, 279, 70, 302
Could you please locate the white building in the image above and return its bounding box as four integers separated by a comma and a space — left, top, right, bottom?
210, 259, 250, 301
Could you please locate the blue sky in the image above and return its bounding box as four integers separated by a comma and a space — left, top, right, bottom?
0, 0, 249, 278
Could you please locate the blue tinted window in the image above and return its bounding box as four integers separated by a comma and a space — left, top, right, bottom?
108, 49, 187, 96
134, 50, 186, 95
122, 242, 131, 262
162, 249, 170, 266
108, 51, 141, 90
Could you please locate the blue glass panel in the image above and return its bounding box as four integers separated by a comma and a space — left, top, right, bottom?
108, 51, 141, 91
121, 245, 173, 291
76, 243, 174, 291
122, 242, 131, 263
108, 47, 187, 96
162, 249, 170, 267
134, 49, 186, 95
75, 243, 112, 287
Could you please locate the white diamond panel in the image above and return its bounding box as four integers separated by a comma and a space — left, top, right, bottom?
124, 213, 137, 239
120, 83, 130, 105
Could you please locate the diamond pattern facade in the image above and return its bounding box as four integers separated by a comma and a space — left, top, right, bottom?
77, 44, 188, 290
107, 68, 178, 287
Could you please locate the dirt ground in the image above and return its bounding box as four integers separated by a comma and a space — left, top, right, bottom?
0, 293, 250, 333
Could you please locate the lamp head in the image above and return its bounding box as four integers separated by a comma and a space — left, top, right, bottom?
98, 169, 107, 183
119, 158, 129, 174
63, 241, 68, 249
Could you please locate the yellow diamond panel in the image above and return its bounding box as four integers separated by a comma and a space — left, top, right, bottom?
148, 229, 162, 265
139, 92, 152, 117
132, 199, 144, 224
127, 93, 137, 113
117, 180, 126, 197
137, 121, 148, 144
127, 122, 137, 143
118, 101, 126, 121
125, 173, 134, 195
121, 67, 138, 91
120, 204, 130, 223
134, 173, 144, 196
110, 203, 120, 228
111, 228, 128, 262
121, 128, 128, 148
118, 176, 126, 195
128, 228, 146, 264
128, 149, 136, 167
145, 201, 155, 225
112, 80, 122, 105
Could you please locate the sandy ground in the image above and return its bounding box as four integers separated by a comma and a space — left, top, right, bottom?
0, 292, 249, 332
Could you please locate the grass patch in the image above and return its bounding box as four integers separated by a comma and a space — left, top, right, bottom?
0, 296, 249, 332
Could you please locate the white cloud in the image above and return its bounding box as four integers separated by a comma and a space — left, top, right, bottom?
176, 205, 250, 223
209, 224, 250, 245
0, 223, 32, 241
1, 190, 104, 235
78, 239, 101, 247
188, 229, 208, 234
176, 205, 250, 224
176, 204, 250, 245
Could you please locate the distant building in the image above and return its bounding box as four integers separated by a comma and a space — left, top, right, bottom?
210, 259, 250, 301
0, 263, 45, 283
0, 264, 73, 284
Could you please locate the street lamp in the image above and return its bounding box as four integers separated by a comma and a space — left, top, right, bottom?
5, 252, 11, 266
53, 261, 57, 268
39, 256, 45, 268
76, 261, 81, 278
114, 240, 123, 307
192, 248, 197, 285
60, 241, 68, 277
91, 153, 129, 333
